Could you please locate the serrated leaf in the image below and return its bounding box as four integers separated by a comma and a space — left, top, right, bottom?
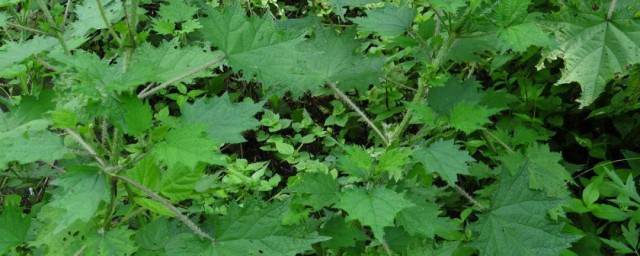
135, 217, 172, 251
181, 94, 263, 144
336, 145, 373, 179
470, 165, 578, 255
157, 0, 197, 23
288, 172, 340, 210
428, 77, 484, 115
412, 139, 475, 185
319, 215, 368, 250
0, 119, 69, 169
335, 186, 414, 240
126, 157, 161, 193
492, 0, 555, 52
396, 201, 457, 239
151, 125, 226, 169
498, 144, 571, 197
108, 95, 153, 136
0, 206, 30, 253
352, 4, 415, 37
160, 164, 203, 201
206, 201, 329, 255
376, 147, 411, 181
67, 0, 123, 38
548, 1, 640, 107
84, 226, 137, 256
0, 36, 58, 73
329, 0, 380, 18
449, 103, 498, 134
46, 168, 110, 233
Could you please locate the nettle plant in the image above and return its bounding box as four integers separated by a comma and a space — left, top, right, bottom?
1, 0, 639, 255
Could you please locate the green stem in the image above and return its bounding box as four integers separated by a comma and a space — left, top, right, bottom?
36, 0, 70, 53
96, 0, 123, 45
607, 0, 617, 21
329, 83, 390, 146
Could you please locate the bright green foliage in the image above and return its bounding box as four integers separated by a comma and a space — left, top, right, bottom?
0, 206, 30, 253
45, 168, 110, 233
151, 125, 225, 169
288, 172, 340, 210
337, 145, 373, 179
135, 218, 172, 253
396, 200, 457, 239
352, 4, 415, 37
84, 227, 137, 256
0, 36, 58, 73
68, 0, 123, 37
428, 78, 484, 115
107, 95, 153, 136
319, 215, 368, 250
335, 186, 414, 240
376, 147, 412, 181
449, 103, 497, 134
548, 1, 640, 107
499, 144, 572, 197
199, 4, 311, 97
412, 139, 475, 185
181, 94, 263, 144
153, 0, 201, 35
0, 118, 68, 169
470, 166, 578, 255
125, 157, 161, 194
160, 164, 203, 201
493, 0, 554, 52
300, 28, 384, 92
205, 201, 329, 255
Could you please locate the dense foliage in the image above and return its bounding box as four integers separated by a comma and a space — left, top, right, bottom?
1, 0, 639, 255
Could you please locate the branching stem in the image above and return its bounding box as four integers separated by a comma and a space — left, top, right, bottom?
329, 83, 390, 146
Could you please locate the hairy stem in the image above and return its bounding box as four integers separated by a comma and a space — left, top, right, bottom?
483, 129, 515, 153
329, 83, 390, 146
453, 184, 486, 211
137, 56, 226, 99
65, 129, 215, 243
96, 0, 123, 45
607, 0, 617, 21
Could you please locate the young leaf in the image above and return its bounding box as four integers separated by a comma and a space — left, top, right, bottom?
352, 4, 415, 37
449, 103, 498, 134
470, 165, 578, 255
412, 139, 475, 185
151, 125, 226, 169
160, 164, 203, 201
336, 145, 374, 179
547, 1, 640, 107
67, 0, 124, 38
335, 186, 414, 240
181, 94, 263, 144
0, 118, 69, 169
376, 147, 412, 181
0, 36, 58, 73
493, 0, 554, 52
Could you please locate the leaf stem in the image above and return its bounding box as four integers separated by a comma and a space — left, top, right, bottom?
453, 184, 486, 211
329, 83, 390, 146
607, 0, 617, 21
137, 55, 226, 99
482, 129, 514, 153
36, 0, 70, 54
65, 129, 215, 243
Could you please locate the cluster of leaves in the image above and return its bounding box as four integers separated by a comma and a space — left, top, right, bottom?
1, 0, 639, 255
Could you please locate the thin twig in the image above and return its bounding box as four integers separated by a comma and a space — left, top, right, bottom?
607, 0, 617, 21
62, 0, 72, 28
482, 129, 514, 153
6, 22, 48, 35
453, 184, 486, 211
96, 0, 122, 45
34, 56, 58, 71
137, 56, 226, 98
329, 83, 390, 146
65, 128, 215, 243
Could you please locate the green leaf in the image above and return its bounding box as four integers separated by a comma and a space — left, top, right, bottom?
470, 166, 578, 255
136, 217, 172, 251
299, 28, 385, 93
498, 144, 571, 197
46, 168, 110, 233
0, 36, 59, 73
427, 77, 484, 115
329, 0, 380, 18
336, 145, 373, 179
125, 157, 161, 194
200, 4, 312, 97
151, 125, 226, 169
335, 186, 414, 240
449, 103, 498, 134
157, 0, 197, 22
376, 147, 411, 181
84, 226, 137, 256
0, 206, 30, 253
206, 201, 329, 255
288, 172, 340, 210
107, 95, 153, 136
67, 0, 124, 38
352, 4, 415, 37
492, 0, 555, 52
0, 119, 69, 169
396, 201, 457, 239
160, 164, 203, 201
548, 1, 640, 107
181, 94, 263, 144
412, 139, 475, 185
319, 215, 368, 250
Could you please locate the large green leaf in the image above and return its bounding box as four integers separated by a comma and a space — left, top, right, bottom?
0, 206, 30, 254
84, 226, 137, 256
548, 0, 640, 107
151, 125, 226, 169
493, 0, 554, 52
181, 94, 263, 144
470, 165, 578, 255
288, 172, 340, 210
412, 139, 475, 185
0, 118, 68, 169
335, 186, 414, 240
352, 4, 415, 37
160, 164, 203, 201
